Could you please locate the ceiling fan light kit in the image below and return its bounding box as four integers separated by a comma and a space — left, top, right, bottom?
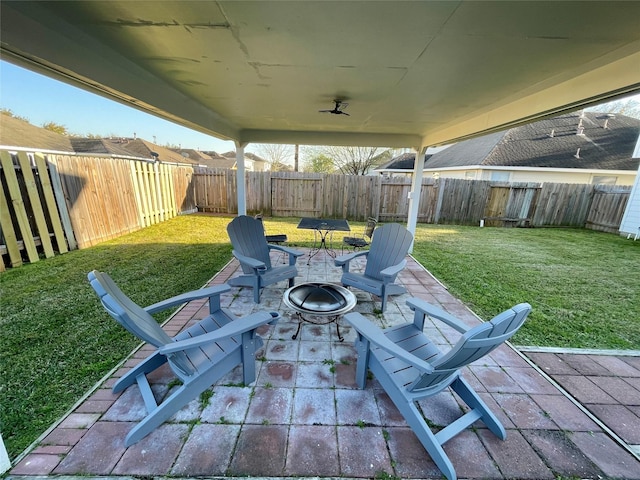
319, 99, 350, 116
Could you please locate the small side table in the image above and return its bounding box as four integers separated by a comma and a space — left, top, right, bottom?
297, 218, 350, 263
283, 282, 356, 342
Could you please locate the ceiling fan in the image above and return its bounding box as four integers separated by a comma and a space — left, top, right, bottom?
319, 99, 350, 116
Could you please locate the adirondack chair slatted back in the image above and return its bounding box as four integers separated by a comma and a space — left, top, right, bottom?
88, 271, 194, 376
408, 303, 531, 392
363, 223, 413, 281
227, 215, 272, 273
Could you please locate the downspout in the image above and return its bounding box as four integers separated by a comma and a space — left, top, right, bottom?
406, 145, 427, 252
235, 142, 248, 216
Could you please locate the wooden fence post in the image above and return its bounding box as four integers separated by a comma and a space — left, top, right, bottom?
434, 177, 445, 224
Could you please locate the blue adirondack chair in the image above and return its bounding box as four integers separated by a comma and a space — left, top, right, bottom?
345, 298, 531, 480
335, 222, 413, 312
227, 215, 303, 303
88, 270, 279, 446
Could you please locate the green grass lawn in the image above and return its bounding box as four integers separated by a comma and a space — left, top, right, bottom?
411, 224, 640, 350
0, 214, 235, 459
1, 214, 638, 460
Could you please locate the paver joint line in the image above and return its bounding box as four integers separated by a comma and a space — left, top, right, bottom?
9, 249, 640, 478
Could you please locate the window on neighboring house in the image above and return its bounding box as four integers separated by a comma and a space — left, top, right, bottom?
592, 176, 617, 185
490, 171, 510, 182
465, 171, 476, 179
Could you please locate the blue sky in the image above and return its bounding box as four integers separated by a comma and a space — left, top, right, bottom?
0, 60, 238, 153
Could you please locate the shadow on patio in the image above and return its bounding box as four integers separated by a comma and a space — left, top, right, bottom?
9, 249, 640, 479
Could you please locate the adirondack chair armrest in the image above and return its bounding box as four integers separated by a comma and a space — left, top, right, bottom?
232, 250, 267, 272
334, 250, 369, 271
144, 284, 231, 315
407, 297, 470, 333
159, 311, 280, 354
345, 312, 435, 373
380, 259, 407, 281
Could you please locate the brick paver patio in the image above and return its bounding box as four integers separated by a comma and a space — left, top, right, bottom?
9, 248, 640, 479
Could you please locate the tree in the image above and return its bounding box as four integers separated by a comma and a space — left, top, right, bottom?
319, 146, 393, 175
1, 109, 30, 123
42, 121, 69, 135
270, 160, 293, 172
255, 143, 295, 168
303, 153, 336, 173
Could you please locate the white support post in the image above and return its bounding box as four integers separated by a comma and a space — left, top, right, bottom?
235, 142, 247, 216
406, 145, 427, 252
0, 431, 10, 474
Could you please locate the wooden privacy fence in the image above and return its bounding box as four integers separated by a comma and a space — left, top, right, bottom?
0, 149, 196, 270
193, 170, 631, 231
2, 153, 632, 270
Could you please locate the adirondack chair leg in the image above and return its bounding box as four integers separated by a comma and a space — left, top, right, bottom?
125, 381, 204, 446
240, 331, 259, 384
450, 376, 506, 439
365, 360, 456, 479
353, 336, 371, 389
393, 393, 457, 480
380, 284, 408, 311
113, 351, 167, 393
380, 291, 389, 312
252, 277, 262, 303
361, 378, 473, 480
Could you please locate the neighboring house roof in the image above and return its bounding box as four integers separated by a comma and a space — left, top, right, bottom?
194, 150, 269, 169
427, 112, 640, 171
200, 151, 237, 168
379, 112, 640, 173
172, 148, 215, 164
0, 113, 74, 152
377, 152, 433, 171
118, 138, 197, 164
222, 151, 269, 165
70, 137, 140, 157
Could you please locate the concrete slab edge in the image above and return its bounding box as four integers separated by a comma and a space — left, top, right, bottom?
517, 345, 640, 356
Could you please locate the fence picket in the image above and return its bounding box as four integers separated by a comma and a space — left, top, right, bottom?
0, 176, 21, 268
1, 147, 634, 270
16, 152, 54, 258
46, 157, 77, 250
0, 151, 39, 263
34, 153, 68, 253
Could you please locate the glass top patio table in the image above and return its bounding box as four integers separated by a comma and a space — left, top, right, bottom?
297, 218, 350, 262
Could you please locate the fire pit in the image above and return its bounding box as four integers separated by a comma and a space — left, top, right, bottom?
283, 282, 356, 341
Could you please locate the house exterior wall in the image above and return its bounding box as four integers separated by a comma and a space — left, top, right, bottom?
422, 168, 636, 186
619, 147, 640, 237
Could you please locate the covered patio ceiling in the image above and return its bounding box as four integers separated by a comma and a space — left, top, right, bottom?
2, 1, 640, 150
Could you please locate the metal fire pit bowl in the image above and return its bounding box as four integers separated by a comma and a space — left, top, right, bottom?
283, 283, 357, 341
